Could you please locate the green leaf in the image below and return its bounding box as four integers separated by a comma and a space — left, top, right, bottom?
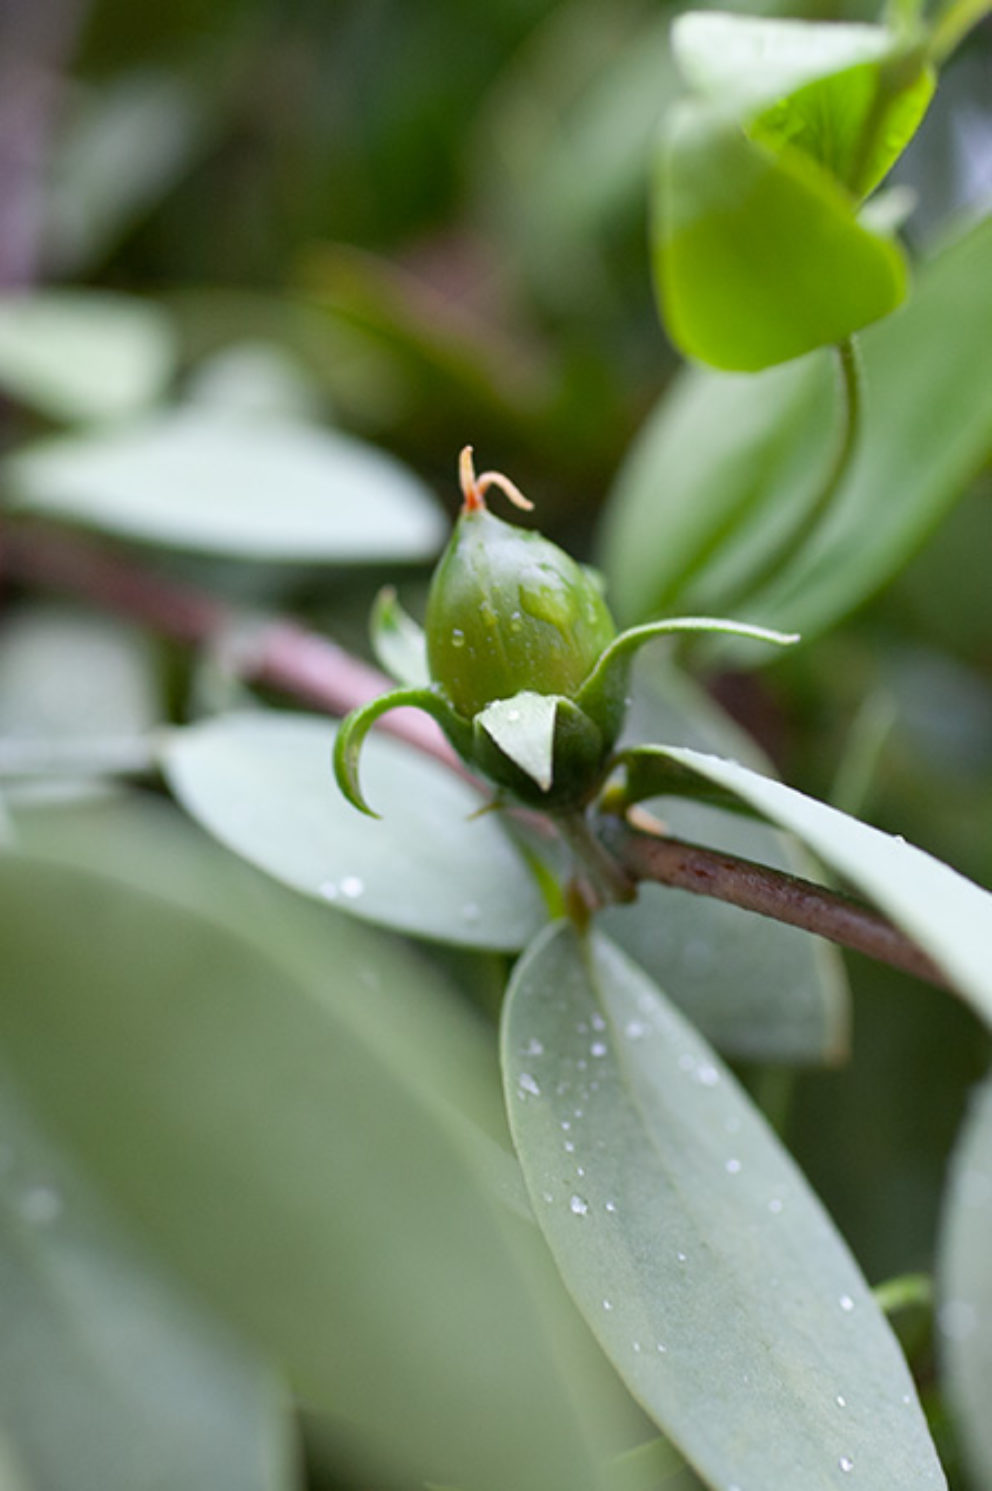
601, 214, 992, 640
0, 293, 175, 424
5, 408, 445, 563
370, 586, 430, 687
0, 852, 619, 1491
673, 14, 933, 199
502, 923, 945, 1491
936, 1074, 992, 1489
164, 710, 546, 950
635, 745, 992, 1019
330, 686, 470, 818
600, 663, 848, 1064
654, 102, 907, 371
0, 1068, 294, 1491
477, 693, 561, 792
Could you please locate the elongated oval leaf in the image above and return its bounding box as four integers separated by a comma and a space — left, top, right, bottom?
5, 409, 445, 562
163, 710, 547, 950
0, 856, 614, 1491
936, 1074, 992, 1489
0, 293, 176, 424
638, 745, 992, 1019
503, 923, 945, 1491
0, 1069, 293, 1491
601, 663, 848, 1063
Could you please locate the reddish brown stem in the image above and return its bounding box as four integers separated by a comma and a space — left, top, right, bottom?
598, 815, 949, 990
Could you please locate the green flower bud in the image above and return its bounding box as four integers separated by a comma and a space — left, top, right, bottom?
425, 448, 617, 718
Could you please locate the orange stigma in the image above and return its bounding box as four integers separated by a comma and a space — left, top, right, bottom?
458, 445, 534, 515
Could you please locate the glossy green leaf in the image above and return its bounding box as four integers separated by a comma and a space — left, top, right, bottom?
502, 923, 945, 1491
370, 586, 430, 687
477, 693, 561, 792
602, 214, 992, 639
0, 853, 617, 1491
637, 745, 992, 1019
600, 663, 848, 1063
0, 1069, 294, 1491
654, 102, 907, 371
331, 686, 470, 818
164, 710, 546, 949
936, 1074, 992, 1488
0, 293, 175, 424
5, 408, 445, 562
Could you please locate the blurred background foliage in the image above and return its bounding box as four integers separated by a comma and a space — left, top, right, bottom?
1, 0, 992, 1487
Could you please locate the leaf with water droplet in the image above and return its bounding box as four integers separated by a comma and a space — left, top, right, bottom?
502, 923, 945, 1491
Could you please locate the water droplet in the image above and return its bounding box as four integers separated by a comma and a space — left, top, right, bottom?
451, 629, 466, 649
901, 1393, 911, 1405
507, 709, 521, 723
591, 1012, 607, 1032
518, 1073, 541, 1098
605, 1201, 617, 1214
768, 1198, 784, 1214
696, 1063, 720, 1086
839, 1456, 854, 1474
725, 1158, 742, 1175
18, 1185, 62, 1224
564, 1140, 575, 1153
461, 901, 480, 923
677, 1251, 687, 1263
569, 1194, 589, 1216
590, 1041, 607, 1058
561, 1119, 571, 1131
542, 1191, 553, 1204
573, 1107, 584, 1119
836, 1395, 847, 1408
839, 1295, 855, 1313
633, 1341, 642, 1352
523, 1037, 544, 1057
602, 1299, 613, 1311
340, 875, 364, 899
320, 881, 339, 900
624, 1020, 648, 1041
576, 1166, 586, 1177
656, 1342, 667, 1353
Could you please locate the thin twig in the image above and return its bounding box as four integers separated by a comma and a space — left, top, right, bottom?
598, 815, 950, 990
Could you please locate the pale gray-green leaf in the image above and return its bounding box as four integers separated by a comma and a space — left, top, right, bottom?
645, 745, 992, 1019
0, 1069, 293, 1491
370, 587, 430, 687
503, 923, 945, 1491
5, 409, 445, 562
477, 692, 560, 792
936, 1074, 992, 1489
601, 663, 848, 1062
163, 710, 546, 949
0, 856, 616, 1491
0, 293, 175, 424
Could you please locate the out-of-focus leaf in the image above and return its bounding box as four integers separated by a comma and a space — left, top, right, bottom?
0, 1068, 294, 1491
674, 14, 933, 199
163, 710, 547, 950
502, 923, 944, 1491
0, 605, 159, 743
654, 102, 907, 371
600, 663, 848, 1063
5, 408, 445, 562
936, 1073, 992, 1488
0, 854, 617, 1491
45, 71, 209, 277
633, 745, 992, 1019
184, 342, 324, 422
601, 213, 992, 641
0, 293, 175, 424
370, 587, 430, 687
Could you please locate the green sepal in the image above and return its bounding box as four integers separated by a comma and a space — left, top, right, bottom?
599, 744, 764, 818
370, 586, 430, 687
576, 616, 798, 745
472, 693, 607, 809
333, 686, 473, 818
